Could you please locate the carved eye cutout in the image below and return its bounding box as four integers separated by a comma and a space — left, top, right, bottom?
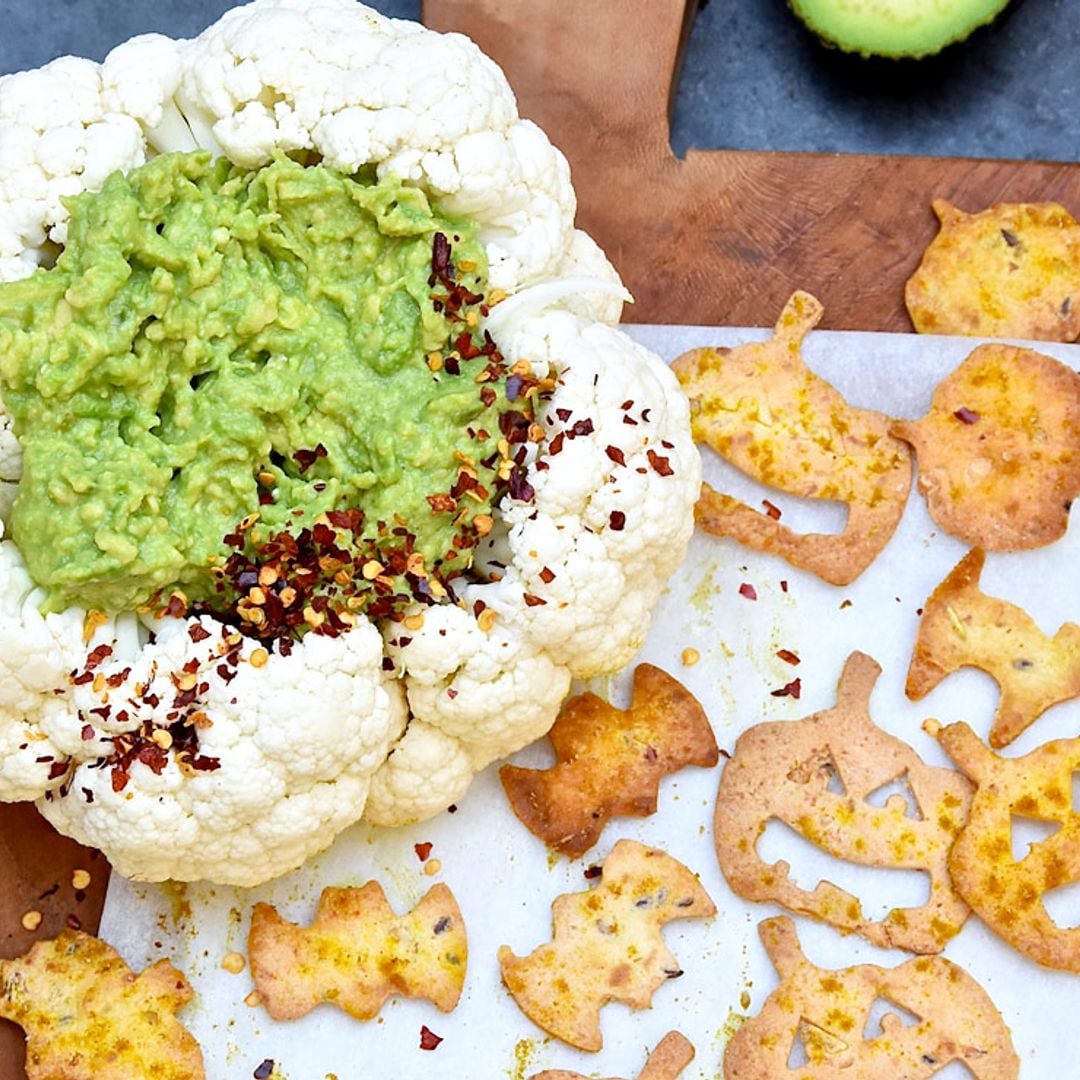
865, 771, 924, 821
716, 652, 973, 953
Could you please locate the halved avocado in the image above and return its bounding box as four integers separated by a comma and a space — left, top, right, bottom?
789, 0, 1012, 59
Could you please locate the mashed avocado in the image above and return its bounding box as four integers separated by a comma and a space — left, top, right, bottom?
0, 152, 514, 615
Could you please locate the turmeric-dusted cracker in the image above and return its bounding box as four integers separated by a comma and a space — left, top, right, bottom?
724, 917, 1019, 1079
0, 930, 205, 1080
249, 881, 466, 1021
932, 721, 1080, 972
908, 548, 1080, 748
531, 1031, 695, 1080
905, 199, 1080, 340
714, 651, 972, 953
498, 839, 715, 1052
891, 344, 1080, 550
674, 291, 912, 586
500, 664, 718, 857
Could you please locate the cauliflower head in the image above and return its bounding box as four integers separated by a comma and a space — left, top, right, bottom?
0, 0, 699, 884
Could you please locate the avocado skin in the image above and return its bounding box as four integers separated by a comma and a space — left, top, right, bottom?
789, 0, 1012, 59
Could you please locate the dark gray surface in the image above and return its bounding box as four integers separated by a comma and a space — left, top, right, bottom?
0, 0, 1076, 163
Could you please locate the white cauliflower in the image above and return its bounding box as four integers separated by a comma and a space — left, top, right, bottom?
0, 0, 700, 881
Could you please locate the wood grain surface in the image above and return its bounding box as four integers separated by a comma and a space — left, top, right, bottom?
426, 0, 1080, 331
3, 1, 1079, 1076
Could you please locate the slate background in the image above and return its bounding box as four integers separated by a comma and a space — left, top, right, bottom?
0, 0, 1075, 163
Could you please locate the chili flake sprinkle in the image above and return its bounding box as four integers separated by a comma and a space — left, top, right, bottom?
419, 1026, 444, 1051
738, 583, 757, 601
953, 406, 980, 424
770, 678, 802, 700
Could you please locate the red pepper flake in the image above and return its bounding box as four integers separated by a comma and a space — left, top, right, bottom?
539, 567, 556, 584
646, 449, 673, 476
780, 580, 789, 593
414, 842, 433, 862
447, 688, 458, 699
604, 445, 626, 466
292, 444, 328, 474
953, 407, 980, 425
719, 747, 731, 760
738, 583, 757, 601
66, 913, 82, 931
523, 593, 547, 607
419, 1026, 443, 1051
188, 624, 211, 643
840, 599, 853, 610
583, 864, 602, 879
480, 385, 497, 408
762, 499, 782, 520
48, 760, 70, 780
81, 725, 95, 741
776, 649, 801, 666
555, 407, 573, 422
426, 493, 458, 513
253, 1061, 275, 1080
771, 678, 802, 700
569, 419, 594, 438
609, 510, 626, 531
643, 746, 658, 762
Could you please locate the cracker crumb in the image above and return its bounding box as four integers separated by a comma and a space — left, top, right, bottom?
222, 951, 246, 975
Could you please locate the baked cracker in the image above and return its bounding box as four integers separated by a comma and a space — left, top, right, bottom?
531, 1031, 695, 1080
715, 651, 972, 953
932, 720, 1080, 972
908, 548, 1080, 747
891, 343, 1080, 551
674, 291, 912, 586
724, 916, 1019, 1078
0, 930, 205, 1080
249, 881, 466, 1020
905, 199, 1080, 340
498, 839, 714, 1052
500, 664, 718, 857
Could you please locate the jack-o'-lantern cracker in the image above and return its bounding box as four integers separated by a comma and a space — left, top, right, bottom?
715, 651, 972, 953
905, 199, 1080, 341
908, 549, 1080, 747
673, 292, 912, 586
723, 916, 1019, 1079
932, 719, 1080, 972
891, 344, 1080, 551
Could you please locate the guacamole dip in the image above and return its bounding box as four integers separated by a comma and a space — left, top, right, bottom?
0, 152, 515, 615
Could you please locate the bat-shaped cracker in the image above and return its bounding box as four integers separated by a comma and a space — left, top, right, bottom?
500, 664, 718, 857
931, 720, 1080, 972
249, 881, 466, 1020
0, 931, 205, 1080
498, 839, 714, 1052
891, 344, 1080, 551
908, 548, 1080, 747
673, 291, 912, 586
724, 916, 1019, 1079
715, 651, 972, 953
905, 199, 1080, 341
532, 1031, 695, 1080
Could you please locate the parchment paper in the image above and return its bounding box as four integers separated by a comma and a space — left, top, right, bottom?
101, 326, 1080, 1079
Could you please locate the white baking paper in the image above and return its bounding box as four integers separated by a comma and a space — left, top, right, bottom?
101, 326, 1080, 1079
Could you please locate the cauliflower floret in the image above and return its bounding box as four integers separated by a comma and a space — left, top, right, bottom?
368, 312, 699, 825
0, 1, 700, 873
37, 612, 399, 885
177, 0, 574, 293
0, 57, 147, 281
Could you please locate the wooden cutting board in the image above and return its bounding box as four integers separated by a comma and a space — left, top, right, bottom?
2, 0, 1079, 1074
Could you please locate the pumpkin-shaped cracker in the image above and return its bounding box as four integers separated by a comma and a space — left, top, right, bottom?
724, 916, 1019, 1078
932, 720, 1080, 971
715, 651, 972, 953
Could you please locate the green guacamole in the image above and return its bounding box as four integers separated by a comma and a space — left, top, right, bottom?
0, 152, 509, 614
